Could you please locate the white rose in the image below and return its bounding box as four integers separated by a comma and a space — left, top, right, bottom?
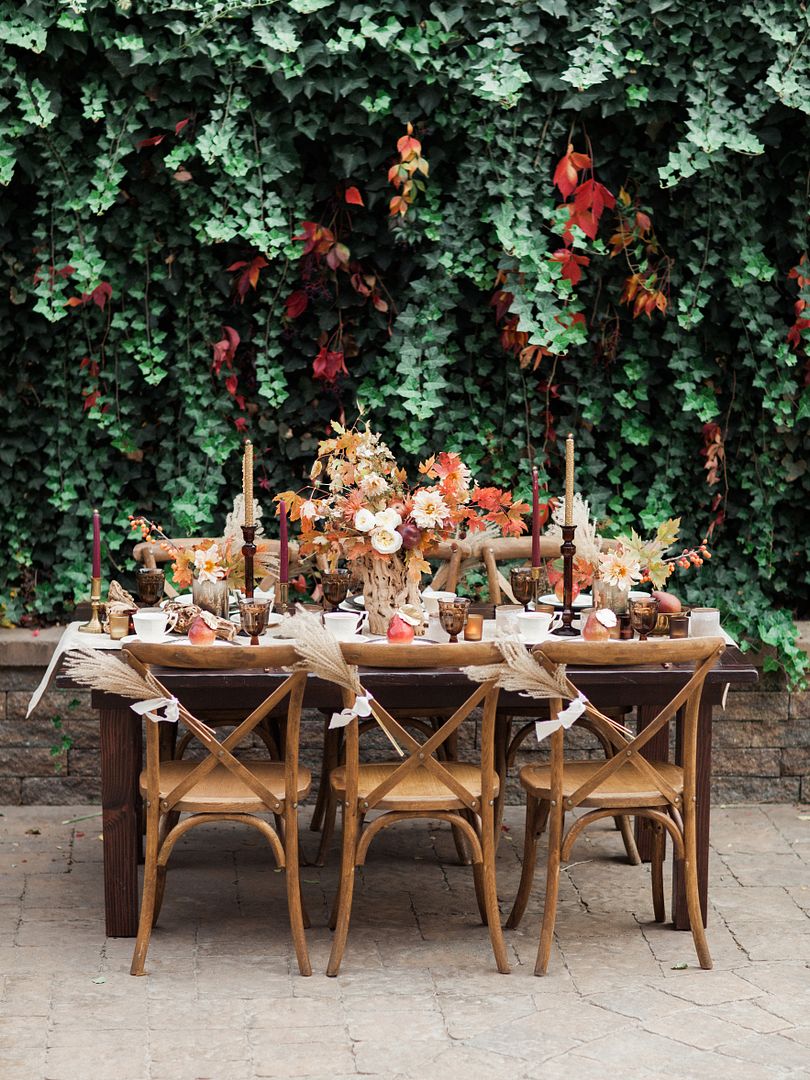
370, 527, 403, 555
354, 508, 376, 533
374, 507, 402, 530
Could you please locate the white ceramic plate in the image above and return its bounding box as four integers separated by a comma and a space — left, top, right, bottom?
119, 632, 175, 645
538, 592, 592, 610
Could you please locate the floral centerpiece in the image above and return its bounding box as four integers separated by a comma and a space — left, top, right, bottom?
276, 422, 528, 634
545, 496, 710, 611
130, 517, 274, 617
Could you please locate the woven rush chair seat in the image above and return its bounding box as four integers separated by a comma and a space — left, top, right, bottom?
519, 759, 684, 809
142, 760, 312, 813
329, 762, 499, 811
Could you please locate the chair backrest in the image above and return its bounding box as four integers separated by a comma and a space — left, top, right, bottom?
331, 641, 504, 815
133, 538, 300, 595
530, 637, 726, 812
123, 641, 305, 815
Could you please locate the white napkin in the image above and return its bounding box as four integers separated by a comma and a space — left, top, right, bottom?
535, 692, 588, 742
329, 692, 373, 730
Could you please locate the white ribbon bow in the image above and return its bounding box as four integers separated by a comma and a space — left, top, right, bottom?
131, 696, 180, 724
329, 692, 373, 730
535, 692, 588, 742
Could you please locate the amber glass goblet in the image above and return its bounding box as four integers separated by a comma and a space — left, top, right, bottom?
136, 567, 165, 606
438, 597, 470, 643
239, 598, 271, 645
321, 568, 351, 612
628, 597, 660, 642
510, 568, 537, 612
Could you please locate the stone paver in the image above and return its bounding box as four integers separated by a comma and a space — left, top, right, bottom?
0, 803, 809, 1079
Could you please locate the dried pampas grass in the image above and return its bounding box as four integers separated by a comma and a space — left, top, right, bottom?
461, 635, 573, 701
62, 648, 164, 700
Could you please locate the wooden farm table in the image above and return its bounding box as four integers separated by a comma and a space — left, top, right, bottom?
57, 644, 756, 939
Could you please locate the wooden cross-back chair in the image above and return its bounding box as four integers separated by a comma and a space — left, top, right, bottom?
506, 636, 726, 975
322, 641, 511, 977
133, 537, 302, 597
123, 642, 312, 978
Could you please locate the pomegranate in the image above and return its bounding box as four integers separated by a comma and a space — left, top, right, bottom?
651, 590, 681, 612
397, 521, 423, 550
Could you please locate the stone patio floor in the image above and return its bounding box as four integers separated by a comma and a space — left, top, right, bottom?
1, 802, 810, 1080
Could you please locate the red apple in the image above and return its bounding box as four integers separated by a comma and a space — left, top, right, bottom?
397, 522, 423, 550
188, 614, 216, 646
651, 590, 681, 613
387, 614, 415, 643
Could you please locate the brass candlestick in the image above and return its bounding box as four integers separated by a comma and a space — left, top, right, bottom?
79, 576, 104, 634
241, 524, 256, 599
276, 580, 292, 617
552, 525, 579, 636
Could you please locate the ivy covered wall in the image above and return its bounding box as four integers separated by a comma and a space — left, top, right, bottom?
1, 1, 808, 680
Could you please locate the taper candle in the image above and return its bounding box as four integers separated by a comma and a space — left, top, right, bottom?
531, 466, 540, 567
91, 509, 101, 579
243, 440, 254, 526
279, 499, 289, 583
564, 433, 575, 527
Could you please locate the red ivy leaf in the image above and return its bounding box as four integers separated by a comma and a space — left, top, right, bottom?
312, 347, 347, 383
550, 249, 590, 286
82, 389, 100, 412
173, 169, 192, 182
137, 134, 165, 149
225, 374, 238, 396
175, 117, 190, 136
344, 186, 364, 206
234, 417, 248, 432
372, 295, 388, 313
211, 325, 240, 375
91, 282, 112, 311
553, 143, 591, 199
285, 290, 308, 319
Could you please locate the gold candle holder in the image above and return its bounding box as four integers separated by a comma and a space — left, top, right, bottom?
276, 580, 292, 616
79, 576, 104, 634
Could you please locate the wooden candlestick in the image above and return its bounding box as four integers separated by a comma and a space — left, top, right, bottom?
241, 525, 256, 599
552, 524, 579, 636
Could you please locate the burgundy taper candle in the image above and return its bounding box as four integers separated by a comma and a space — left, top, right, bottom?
91, 509, 101, 579
279, 500, 289, 583
531, 467, 540, 567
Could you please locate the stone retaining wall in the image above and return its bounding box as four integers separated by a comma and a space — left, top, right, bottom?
1, 627, 808, 805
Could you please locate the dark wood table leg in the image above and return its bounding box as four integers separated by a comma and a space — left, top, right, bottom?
100, 704, 142, 937
634, 704, 669, 862
672, 699, 711, 930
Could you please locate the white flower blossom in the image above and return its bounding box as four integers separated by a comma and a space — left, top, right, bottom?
411, 489, 450, 529
354, 508, 376, 533
374, 507, 402, 530
370, 527, 403, 554
360, 473, 388, 497
194, 546, 224, 583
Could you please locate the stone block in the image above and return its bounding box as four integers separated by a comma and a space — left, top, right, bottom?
7, 690, 94, 723
712, 776, 800, 804
722, 691, 789, 722
780, 747, 810, 776
67, 749, 100, 776
0, 668, 44, 692
20, 775, 101, 804
0, 776, 21, 802
713, 718, 810, 749
0, 746, 67, 777
0, 627, 64, 666
712, 748, 781, 777
791, 692, 810, 720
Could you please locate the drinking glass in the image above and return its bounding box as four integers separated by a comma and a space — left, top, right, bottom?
239, 598, 271, 645
321, 568, 351, 612
136, 567, 165, 606
510, 568, 537, 612
438, 597, 470, 643
628, 597, 659, 641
